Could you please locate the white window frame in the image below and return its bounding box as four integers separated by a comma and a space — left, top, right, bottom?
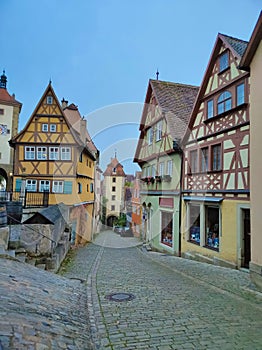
39, 180, 50, 192
148, 127, 153, 145
60, 147, 71, 160
47, 96, 53, 104
42, 124, 48, 132
151, 165, 156, 177
25, 146, 35, 160
207, 100, 214, 119
37, 147, 47, 160
167, 160, 173, 176
236, 83, 245, 106
52, 180, 64, 193
50, 124, 56, 132
159, 162, 164, 176
156, 121, 162, 141
26, 179, 37, 192
49, 147, 59, 160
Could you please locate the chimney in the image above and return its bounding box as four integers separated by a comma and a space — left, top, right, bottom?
61, 97, 68, 110
80, 117, 87, 143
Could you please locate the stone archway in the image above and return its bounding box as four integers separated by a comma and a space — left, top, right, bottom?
107, 215, 117, 228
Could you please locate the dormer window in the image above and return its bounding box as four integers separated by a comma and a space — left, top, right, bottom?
219, 51, 229, 72
217, 91, 232, 114
47, 96, 53, 104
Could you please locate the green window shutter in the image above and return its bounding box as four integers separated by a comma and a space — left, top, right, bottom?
64, 181, 72, 194
15, 178, 22, 192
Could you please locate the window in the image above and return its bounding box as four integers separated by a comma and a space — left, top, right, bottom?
26, 179, 37, 192
25, 146, 35, 160
111, 205, 115, 211
207, 100, 214, 119
0, 124, 8, 135
42, 124, 48, 132
148, 127, 153, 145
167, 160, 173, 177
78, 183, 82, 194
219, 51, 229, 72
112, 195, 116, 200
39, 180, 50, 192
49, 147, 59, 160
112, 186, 116, 192
189, 204, 201, 244
161, 211, 173, 247
156, 121, 162, 141
0, 109, 4, 115
205, 206, 220, 249
159, 162, 164, 176
237, 83, 245, 106
86, 184, 89, 192
79, 152, 83, 162
200, 147, 208, 172
212, 144, 221, 171
217, 91, 232, 114
37, 147, 47, 160
50, 124, 56, 132
189, 150, 198, 173
47, 96, 53, 104
112, 177, 116, 183
61, 147, 71, 160
89, 161, 92, 168
151, 165, 156, 178
52, 181, 64, 193
90, 183, 94, 193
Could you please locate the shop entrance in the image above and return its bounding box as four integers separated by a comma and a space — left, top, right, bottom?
242, 209, 251, 268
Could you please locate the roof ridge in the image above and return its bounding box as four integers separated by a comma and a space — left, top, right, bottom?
150, 79, 199, 89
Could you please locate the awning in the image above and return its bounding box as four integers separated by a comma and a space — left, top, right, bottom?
183, 196, 223, 203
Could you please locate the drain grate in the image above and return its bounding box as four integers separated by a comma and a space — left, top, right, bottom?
105, 292, 135, 302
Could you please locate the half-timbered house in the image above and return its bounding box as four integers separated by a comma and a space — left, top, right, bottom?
181, 34, 250, 268
134, 79, 198, 254
10, 82, 99, 244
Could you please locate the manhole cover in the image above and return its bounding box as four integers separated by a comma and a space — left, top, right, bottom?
105, 292, 135, 302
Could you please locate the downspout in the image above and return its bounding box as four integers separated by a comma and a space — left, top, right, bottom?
174, 139, 183, 257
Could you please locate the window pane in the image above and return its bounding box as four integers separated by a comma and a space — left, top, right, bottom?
190, 150, 198, 173
212, 145, 221, 171
237, 83, 245, 105
201, 148, 208, 172
189, 204, 200, 244
167, 161, 173, 176
40, 180, 50, 192
219, 52, 229, 72
207, 100, 214, 118
205, 206, 219, 249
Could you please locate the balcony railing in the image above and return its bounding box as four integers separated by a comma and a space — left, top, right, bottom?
0, 190, 49, 208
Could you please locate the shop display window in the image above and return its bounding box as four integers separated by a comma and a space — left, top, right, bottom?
189, 204, 200, 244
205, 206, 219, 250
161, 211, 173, 247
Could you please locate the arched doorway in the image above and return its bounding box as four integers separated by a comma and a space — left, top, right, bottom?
107, 215, 117, 228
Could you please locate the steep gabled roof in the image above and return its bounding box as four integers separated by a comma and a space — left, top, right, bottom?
240, 11, 262, 69
103, 157, 125, 176
63, 103, 98, 156
182, 33, 249, 144
134, 79, 199, 162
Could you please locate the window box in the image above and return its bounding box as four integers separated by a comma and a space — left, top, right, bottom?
155, 176, 162, 183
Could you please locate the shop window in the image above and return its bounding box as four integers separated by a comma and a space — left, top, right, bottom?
200, 147, 208, 172
207, 100, 214, 119
219, 51, 229, 72
189, 150, 198, 173
205, 206, 219, 250
211, 144, 221, 171
237, 83, 245, 106
161, 211, 173, 247
217, 91, 232, 114
189, 204, 200, 244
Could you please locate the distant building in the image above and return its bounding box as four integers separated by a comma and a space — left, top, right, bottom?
240, 11, 262, 290
102, 156, 126, 227
0, 71, 22, 190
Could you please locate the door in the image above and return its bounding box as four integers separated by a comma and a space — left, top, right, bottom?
242, 209, 251, 268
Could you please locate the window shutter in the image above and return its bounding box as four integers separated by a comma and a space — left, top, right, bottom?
64, 181, 72, 194
15, 178, 22, 192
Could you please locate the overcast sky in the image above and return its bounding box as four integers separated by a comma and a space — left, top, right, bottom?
1, 1, 261, 174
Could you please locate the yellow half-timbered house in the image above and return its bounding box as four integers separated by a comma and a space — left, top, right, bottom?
10, 82, 99, 244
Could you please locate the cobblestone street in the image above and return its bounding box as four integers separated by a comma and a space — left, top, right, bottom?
60, 231, 262, 350
1, 230, 262, 349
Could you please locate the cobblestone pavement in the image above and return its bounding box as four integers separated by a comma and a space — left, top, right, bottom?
0, 256, 94, 350
60, 231, 262, 350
